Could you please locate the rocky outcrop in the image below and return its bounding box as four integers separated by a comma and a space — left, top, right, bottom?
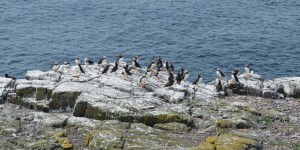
26, 70, 61, 81
1, 64, 300, 149
229, 75, 300, 98
0, 78, 14, 103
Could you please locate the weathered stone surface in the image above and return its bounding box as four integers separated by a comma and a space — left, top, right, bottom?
49, 82, 84, 111
274, 77, 300, 98
124, 123, 194, 149
0, 77, 14, 103
230, 75, 300, 98
154, 122, 189, 132
26, 70, 61, 81
13, 79, 55, 111
235, 76, 263, 97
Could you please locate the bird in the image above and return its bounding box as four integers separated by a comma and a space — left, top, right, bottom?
193, 74, 202, 86
5, 73, 16, 80
146, 69, 152, 78
139, 70, 151, 88
232, 70, 240, 83
75, 56, 81, 65
98, 56, 107, 65
132, 57, 141, 68
75, 57, 85, 73
117, 54, 124, 64
164, 61, 169, 72
122, 63, 133, 77
157, 57, 163, 69
62, 61, 70, 68
139, 75, 147, 84
110, 62, 119, 73
216, 68, 225, 79
52, 62, 60, 72
244, 64, 252, 76
183, 69, 189, 81
176, 68, 184, 84
155, 68, 163, 80
148, 61, 156, 72
59, 61, 70, 72
216, 78, 223, 92
164, 73, 175, 87
169, 63, 175, 73
84, 58, 94, 65
102, 64, 110, 74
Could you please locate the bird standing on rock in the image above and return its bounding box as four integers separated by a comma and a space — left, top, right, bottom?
117, 54, 124, 65
84, 58, 94, 65
111, 62, 119, 73
169, 63, 175, 73
228, 70, 240, 85
102, 64, 110, 75
5, 73, 16, 80
193, 74, 202, 86
216, 78, 223, 92
164, 73, 175, 87
157, 57, 163, 70
216, 68, 225, 80
132, 56, 141, 68
176, 68, 184, 85
52, 62, 60, 72
244, 64, 252, 78
122, 63, 133, 78
164, 61, 169, 72
183, 69, 189, 82
75, 57, 85, 74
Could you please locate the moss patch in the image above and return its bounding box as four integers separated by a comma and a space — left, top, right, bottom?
136, 113, 193, 127
192, 142, 215, 150
216, 119, 233, 128
214, 134, 261, 150
16, 87, 36, 98
205, 136, 218, 144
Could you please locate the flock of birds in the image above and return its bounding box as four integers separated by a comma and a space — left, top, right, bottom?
49, 54, 253, 91
3, 54, 252, 92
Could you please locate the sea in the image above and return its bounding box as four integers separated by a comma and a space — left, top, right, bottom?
1, 0, 299, 82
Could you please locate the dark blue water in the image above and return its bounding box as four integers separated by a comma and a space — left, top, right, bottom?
1, 0, 300, 82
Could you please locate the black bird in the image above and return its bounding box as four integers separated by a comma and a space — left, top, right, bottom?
132, 57, 141, 68
84, 58, 94, 65
164, 61, 169, 71
182, 70, 189, 81
176, 69, 184, 84
164, 73, 175, 87
169, 63, 174, 73
157, 57, 163, 69
193, 74, 202, 85
123, 64, 132, 76
5, 73, 16, 80
78, 64, 85, 73
102, 65, 110, 74
139, 75, 146, 83
117, 54, 124, 63
111, 62, 118, 73
232, 70, 240, 83
216, 68, 225, 78
98, 56, 107, 65
155, 68, 162, 77
216, 79, 223, 92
